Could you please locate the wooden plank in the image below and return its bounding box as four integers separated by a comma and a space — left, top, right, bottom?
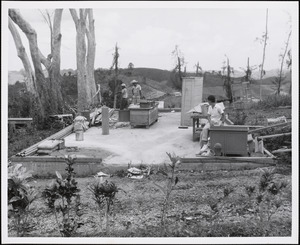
272, 149, 292, 154
248, 121, 291, 134
180, 156, 276, 165
263, 147, 276, 158
8, 118, 33, 121
258, 132, 291, 140
15, 124, 73, 157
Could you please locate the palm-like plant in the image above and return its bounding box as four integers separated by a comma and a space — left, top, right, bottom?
8, 164, 37, 236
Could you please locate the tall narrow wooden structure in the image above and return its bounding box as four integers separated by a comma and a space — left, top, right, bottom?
181, 77, 203, 126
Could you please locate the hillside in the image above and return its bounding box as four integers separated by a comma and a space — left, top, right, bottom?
8, 67, 291, 105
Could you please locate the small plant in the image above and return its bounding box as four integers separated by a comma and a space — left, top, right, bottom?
42, 155, 83, 237
151, 152, 180, 236
244, 168, 288, 236
88, 179, 120, 235
206, 186, 234, 235
8, 164, 38, 236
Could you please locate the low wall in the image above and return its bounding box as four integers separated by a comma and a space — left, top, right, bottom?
10, 155, 276, 178
11, 156, 103, 178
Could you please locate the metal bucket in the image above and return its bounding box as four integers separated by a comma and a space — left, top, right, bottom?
75, 130, 84, 141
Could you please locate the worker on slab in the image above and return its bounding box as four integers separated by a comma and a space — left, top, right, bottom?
198, 95, 226, 155
131, 80, 142, 105
120, 83, 129, 110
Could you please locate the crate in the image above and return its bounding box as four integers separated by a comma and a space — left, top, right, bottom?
119, 110, 130, 122
210, 126, 248, 156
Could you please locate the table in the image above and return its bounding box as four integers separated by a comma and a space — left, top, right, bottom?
191, 113, 208, 141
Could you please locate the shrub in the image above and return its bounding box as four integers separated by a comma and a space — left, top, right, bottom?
88, 180, 121, 235
42, 155, 83, 237
8, 164, 38, 236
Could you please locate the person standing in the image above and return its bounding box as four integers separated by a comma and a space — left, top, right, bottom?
131, 80, 142, 105
120, 83, 128, 110
198, 95, 225, 155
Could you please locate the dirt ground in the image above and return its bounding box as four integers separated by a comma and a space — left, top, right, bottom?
60, 112, 199, 165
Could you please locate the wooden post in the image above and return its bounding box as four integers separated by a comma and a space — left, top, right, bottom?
102, 106, 109, 135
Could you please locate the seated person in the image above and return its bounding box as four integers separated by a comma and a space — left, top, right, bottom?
198, 95, 225, 155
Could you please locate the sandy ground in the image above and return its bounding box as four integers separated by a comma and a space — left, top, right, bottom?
62, 112, 199, 165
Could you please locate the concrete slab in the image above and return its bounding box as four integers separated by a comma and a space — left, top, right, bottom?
63, 112, 199, 165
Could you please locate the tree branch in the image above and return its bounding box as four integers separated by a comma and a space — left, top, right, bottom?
69, 9, 79, 28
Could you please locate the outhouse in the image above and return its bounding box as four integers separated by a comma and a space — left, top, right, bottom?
180, 77, 203, 126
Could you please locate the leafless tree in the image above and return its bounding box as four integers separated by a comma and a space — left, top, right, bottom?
274, 30, 291, 95
9, 9, 64, 125
110, 43, 120, 109
70, 9, 98, 112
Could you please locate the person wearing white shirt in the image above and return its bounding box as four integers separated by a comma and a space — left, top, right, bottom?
198, 95, 225, 155
131, 80, 142, 105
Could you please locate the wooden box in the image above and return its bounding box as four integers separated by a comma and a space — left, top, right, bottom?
119, 110, 130, 122
209, 126, 248, 156
129, 103, 158, 128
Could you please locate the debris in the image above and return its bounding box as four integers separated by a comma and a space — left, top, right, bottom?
267, 116, 287, 125
127, 167, 142, 175
254, 137, 264, 154
94, 171, 110, 183
128, 175, 144, 179
127, 166, 151, 179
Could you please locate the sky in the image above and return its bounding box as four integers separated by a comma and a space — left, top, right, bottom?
4, 1, 298, 73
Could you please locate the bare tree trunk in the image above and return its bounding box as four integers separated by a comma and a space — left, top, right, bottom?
86, 9, 98, 107
259, 9, 268, 101
9, 9, 65, 125
9, 9, 48, 122
277, 31, 291, 95
70, 8, 97, 112
49, 9, 64, 113
8, 17, 35, 94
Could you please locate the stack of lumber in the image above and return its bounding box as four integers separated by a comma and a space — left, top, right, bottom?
15, 124, 73, 157
248, 121, 292, 156
91, 107, 115, 125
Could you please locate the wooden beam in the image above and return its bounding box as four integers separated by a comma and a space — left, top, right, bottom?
263, 147, 276, 158
258, 132, 291, 140
248, 121, 291, 134
272, 149, 292, 154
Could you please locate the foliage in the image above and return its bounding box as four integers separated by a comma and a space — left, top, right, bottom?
88, 179, 120, 235
8, 126, 58, 158
250, 94, 291, 109
42, 155, 83, 237
8, 164, 38, 236
230, 109, 248, 125
8, 82, 32, 118
151, 152, 181, 236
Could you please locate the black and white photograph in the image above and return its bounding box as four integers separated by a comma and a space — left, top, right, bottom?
1, 1, 299, 244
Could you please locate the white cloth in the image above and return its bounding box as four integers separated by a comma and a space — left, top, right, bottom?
208, 103, 224, 126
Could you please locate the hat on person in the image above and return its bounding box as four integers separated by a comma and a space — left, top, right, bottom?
130, 80, 138, 84
121, 83, 126, 87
